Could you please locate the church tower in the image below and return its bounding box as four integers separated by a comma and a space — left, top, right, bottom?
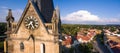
4, 0, 61, 53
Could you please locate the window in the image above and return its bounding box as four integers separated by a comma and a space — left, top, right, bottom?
46, 26, 52, 30
40, 43, 45, 53
20, 42, 24, 51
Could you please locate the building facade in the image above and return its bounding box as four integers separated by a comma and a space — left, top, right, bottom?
4, 0, 61, 53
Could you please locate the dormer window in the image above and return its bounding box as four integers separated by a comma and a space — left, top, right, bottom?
20, 42, 24, 51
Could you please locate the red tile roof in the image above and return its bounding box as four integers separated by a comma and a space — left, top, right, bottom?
76, 30, 96, 43
62, 35, 72, 45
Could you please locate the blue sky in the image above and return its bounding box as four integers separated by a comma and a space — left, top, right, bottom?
0, 0, 120, 25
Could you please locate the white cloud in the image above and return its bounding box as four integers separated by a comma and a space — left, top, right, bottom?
99, 18, 120, 23
62, 10, 120, 24
62, 10, 100, 22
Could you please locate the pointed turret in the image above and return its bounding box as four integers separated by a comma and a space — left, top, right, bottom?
55, 6, 60, 19
52, 10, 57, 34
51, 7, 61, 34
52, 10, 57, 22
6, 9, 14, 22
52, 7, 61, 24
6, 9, 14, 31
55, 7, 61, 33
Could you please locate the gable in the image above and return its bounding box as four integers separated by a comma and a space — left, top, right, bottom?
14, 1, 49, 37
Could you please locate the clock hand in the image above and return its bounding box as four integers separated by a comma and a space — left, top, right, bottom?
31, 24, 34, 29
27, 21, 31, 29
28, 21, 32, 26
28, 21, 33, 26
30, 21, 34, 29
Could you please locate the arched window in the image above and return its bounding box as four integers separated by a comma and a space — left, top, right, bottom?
40, 43, 45, 53
20, 42, 24, 51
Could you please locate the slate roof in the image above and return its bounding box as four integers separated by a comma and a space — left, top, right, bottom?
33, 0, 54, 23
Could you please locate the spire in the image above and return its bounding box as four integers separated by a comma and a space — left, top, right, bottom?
55, 6, 61, 33
8, 9, 12, 18
53, 10, 57, 18
6, 9, 14, 22
55, 6, 61, 23
52, 7, 61, 23
51, 10, 57, 23
55, 6, 60, 19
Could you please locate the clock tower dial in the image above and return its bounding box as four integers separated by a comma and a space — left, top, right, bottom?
24, 16, 39, 30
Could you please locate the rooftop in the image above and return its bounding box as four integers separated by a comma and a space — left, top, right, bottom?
107, 40, 120, 53
106, 35, 120, 43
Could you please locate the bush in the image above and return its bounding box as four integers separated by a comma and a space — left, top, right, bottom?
0, 41, 4, 50
78, 43, 93, 53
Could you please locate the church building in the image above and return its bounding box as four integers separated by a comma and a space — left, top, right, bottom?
4, 0, 61, 53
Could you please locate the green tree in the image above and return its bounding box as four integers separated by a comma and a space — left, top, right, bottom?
0, 23, 7, 36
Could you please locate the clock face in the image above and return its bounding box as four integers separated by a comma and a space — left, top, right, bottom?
24, 16, 39, 30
